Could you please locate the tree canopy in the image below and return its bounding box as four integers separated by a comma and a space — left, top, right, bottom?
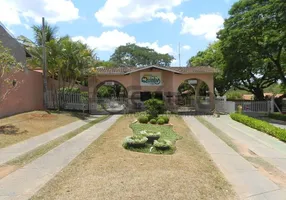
110, 43, 174, 67
218, 0, 286, 86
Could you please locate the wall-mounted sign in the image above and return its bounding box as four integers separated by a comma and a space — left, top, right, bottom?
140, 72, 162, 86
188, 79, 198, 85
104, 81, 115, 86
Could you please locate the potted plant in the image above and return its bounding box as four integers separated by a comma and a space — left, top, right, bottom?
140, 130, 161, 144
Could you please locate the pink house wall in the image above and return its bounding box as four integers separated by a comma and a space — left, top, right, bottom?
0, 70, 44, 118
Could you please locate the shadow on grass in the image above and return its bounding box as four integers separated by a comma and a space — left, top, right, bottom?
0, 125, 28, 135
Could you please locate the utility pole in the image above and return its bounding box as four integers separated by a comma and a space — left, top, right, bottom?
178, 42, 181, 67
42, 17, 48, 109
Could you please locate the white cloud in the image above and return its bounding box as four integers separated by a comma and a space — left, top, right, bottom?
153, 12, 177, 24
72, 30, 136, 51
0, 0, 79, 25
181, 14, 224, 40
95, 0, 186, 27
72, 30, 174, 55
137, 41, 174, 55
182, 45, 191, 50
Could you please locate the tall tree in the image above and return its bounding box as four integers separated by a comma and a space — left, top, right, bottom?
218, 0, 286, 86
110, 43, 174, 67
188, 41, 230, 96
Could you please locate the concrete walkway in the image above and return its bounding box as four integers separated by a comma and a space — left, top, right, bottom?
0, 115, 120, 200
0, 120, 89, 166
204, 115, 286, 174
183, 116, 286, 200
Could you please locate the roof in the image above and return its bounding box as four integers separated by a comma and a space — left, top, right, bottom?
96, 65, 216, 75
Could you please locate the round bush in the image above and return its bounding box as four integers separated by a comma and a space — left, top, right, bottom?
138, 116, 149, 124
123, 135, 148, 148
150, 119, 157, 124
154, 140, 172, 150
157, 118, 165, 125
161, 116, 169, 124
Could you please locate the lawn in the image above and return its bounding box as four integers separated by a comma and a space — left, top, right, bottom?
31, 115, 237, 200
127, 122, 182, 154
0, 111, 80, 148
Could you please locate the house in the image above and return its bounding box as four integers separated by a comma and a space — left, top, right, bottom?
0, 23, 31, 64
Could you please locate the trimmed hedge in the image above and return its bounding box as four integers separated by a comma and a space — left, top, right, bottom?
160, 115, 170, 124
268, 113, 286, 122
157, 118, 165, 125
230, 113, 286, 142
149, 119, 157, 124
154, 140, 173, 150
138, 116, 149, 124
123, 135, 148, 148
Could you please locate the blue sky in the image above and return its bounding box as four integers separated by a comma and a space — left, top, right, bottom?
0, 0, 237, 66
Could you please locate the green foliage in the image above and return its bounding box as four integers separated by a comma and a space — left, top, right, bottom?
154, 140, 173, 150
188, 41, 230, 96
129, 123, 181, 154
268, 113, 286, 122
144, 98, 165, 118
0, 42, 23, 103
160, 116, 170, 124
230, 113, 286, 142
157, 118, 165, 125
218, 0, 284, 96
149, 119, 157, 124
139, 130, 161, 144
58, 87, 81, 93
110, 43, 174, 67
123, 135, 148, 148
226, 91, 243, 100
138, 116, 149, 124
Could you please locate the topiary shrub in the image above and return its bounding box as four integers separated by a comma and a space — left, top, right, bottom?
160, 116, 169, 124
150, 119, 157, 124
144, 98, 166, 118
157, 118, 165, 125
138, 116, 149, 124
123, 135, 148, 148
154, 140, 173, 150
139, 130, 161, 144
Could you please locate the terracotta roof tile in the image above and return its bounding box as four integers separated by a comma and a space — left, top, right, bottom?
96, 66, 216, 75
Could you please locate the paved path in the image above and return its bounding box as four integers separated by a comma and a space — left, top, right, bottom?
0, 120, 89, 166
204, 115, 286, 174
0, 115, 120, 200
183, 116, 286, 200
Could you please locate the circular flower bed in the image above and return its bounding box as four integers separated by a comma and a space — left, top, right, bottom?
154, 140, 173, 150
123, 135, 148, 148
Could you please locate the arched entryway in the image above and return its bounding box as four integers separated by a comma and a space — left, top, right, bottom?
94, 80, 128, 114
176, 78, 214, 113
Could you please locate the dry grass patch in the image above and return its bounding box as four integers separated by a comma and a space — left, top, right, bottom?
0, 111, 80, 148
31, 115, 237, 200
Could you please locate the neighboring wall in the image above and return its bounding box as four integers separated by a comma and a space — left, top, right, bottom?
0, 70, 44, 118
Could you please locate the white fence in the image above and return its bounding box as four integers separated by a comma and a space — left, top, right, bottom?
234, 101, 271, 113
214, 96, 273, 114
46, 91, 88, 111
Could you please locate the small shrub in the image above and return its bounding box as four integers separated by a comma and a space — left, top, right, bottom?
157, 118, 165, 125
139, 130, 161, 144
150, 119, 157, 124
138, 116, 148, 124
144, 98, 166, 118
154, 140, 173, 150
230, 113, 286, 142
123, 135, 148, 148
160, 116, 169, 124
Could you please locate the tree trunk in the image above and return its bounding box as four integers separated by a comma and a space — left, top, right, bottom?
253, 88, 265, 101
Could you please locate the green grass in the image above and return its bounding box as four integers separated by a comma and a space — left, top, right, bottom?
5, 115, 110, 167
126, 123, 182, 154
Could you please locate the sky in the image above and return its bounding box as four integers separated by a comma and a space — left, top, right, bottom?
0, 0, 237, 66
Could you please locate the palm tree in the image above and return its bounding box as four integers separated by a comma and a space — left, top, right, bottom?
31, 23, 58, 46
